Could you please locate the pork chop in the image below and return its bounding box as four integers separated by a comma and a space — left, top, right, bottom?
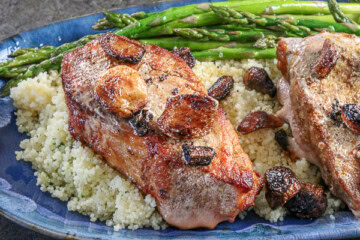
276, 32, 360, 216
61, 33, 263, 229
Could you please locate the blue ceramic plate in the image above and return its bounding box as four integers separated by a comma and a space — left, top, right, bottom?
1, 0, 360, 239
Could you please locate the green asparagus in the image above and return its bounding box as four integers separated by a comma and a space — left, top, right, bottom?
0, 34, 100, 79
212, 5, 360, 36
92, 11, 154, 30
0, 54, 63, 97
253, 35, 278, 49
328, 0, 358, 25
265, 1, 360, 15
9, 46, 55, 57
211, 5, 315, 37
173, 28, 280, 42
192, 47, 276, 61
91, 18, 117, 30
139, 37, 254, 50
92, 11, 138, 30
0, 46, 55, 68
113, 0, 296, 38
0, 67, 27, 78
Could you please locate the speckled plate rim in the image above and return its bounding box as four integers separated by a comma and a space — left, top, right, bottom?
0, 209, 89, 240
1, 0, 360, 239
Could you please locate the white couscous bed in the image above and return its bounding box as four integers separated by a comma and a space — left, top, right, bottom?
9, 59, 344, 231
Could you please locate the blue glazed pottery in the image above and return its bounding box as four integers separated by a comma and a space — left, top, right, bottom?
1, 0, 359, 239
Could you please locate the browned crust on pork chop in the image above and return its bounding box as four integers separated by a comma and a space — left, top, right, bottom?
61, 33, 262, 229
276, 32, 360, 216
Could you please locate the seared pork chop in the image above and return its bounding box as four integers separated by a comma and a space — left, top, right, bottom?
61, 33, 262, 229
276, 32, 360, 216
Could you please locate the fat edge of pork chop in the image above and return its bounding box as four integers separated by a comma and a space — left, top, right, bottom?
61, 33, 263, 229
276, 32, 360, 216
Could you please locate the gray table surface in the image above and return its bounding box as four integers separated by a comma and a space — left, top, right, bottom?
0, 1, 356, 240
0, 1, 162, 239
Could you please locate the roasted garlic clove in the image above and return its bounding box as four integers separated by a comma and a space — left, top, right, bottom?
285, 182, 327, 219
237, 111, 283, 135
265, 166, 301, 209
158, 94, 218, 139
172, 47, 196, 68
208, 75, 234, 101
182, 145, 215, 166
341, 104, 360, 134
94, 65, 148, 118
100, 33, 145, 64
243, 66, 276, 97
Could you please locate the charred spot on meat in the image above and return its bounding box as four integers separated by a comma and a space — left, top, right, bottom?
182, 145, 215, 166
128, 110, 153, 137
100, 33, 145, 64
172, 47, 196, 68
171, 88, 179, 95
160, 74, 167, 81
94, 65, 148, 118
145, 77, 152, 84
237, 111, 283, 135
341, 104, 360, 134
265, 166, 301, 209
159, 189, 169, 200
328, 99, 342, 125
158, 94, 218, 139
285, 182, 327, 219
274, 129, 289, 152
208, 75, 234, 101
243, 67, 276, 97
311, 39, 339, 79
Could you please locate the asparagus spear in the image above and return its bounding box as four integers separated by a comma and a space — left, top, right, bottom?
0, 54, 63, 97
211, 5, 360, 36
92, 11, 154, 30
9, 46, 55, 57
92, 11, 137, 30
173, 28, 279, 42
130, 11, 152, 19
328, 0, 358, 25
206, 24, 267, 31
265, 1, 360, 15
0, 34, 100, 79
273, 13, 360, 24
192, 47, 276, 61
253, 35, 278, 49
0, 46, 56, 68
114, 0, 294, 38
139, 37, 253, 50
91, 18, 117, 30
211, 5, 315, 37
132, 12, 223, 38
0, 67, 27, 78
